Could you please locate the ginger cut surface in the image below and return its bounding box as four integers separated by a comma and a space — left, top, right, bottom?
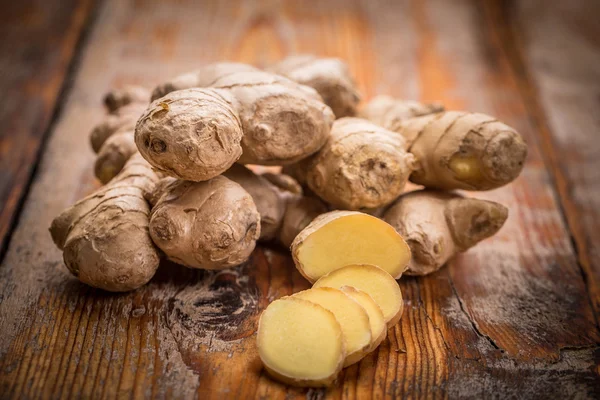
314, 264, 404, 327
291, 211, 411, 282
293, 287, 372, 367
257, 297, 345, 387
340, 286, 387, 351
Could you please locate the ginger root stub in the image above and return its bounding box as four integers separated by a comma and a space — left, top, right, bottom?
257, 297, 345, 387
383, 190, 508, 276
291, 211, 411, 283
49, 154, 161, 292
394, 111, 528, 191
270, 55, 361, 118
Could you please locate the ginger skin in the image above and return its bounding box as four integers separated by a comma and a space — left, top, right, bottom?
151, 62, 258, 101
104, 85, 150, 113
383, 190, 508, 276
223, 165, 327, 246
94, 127, 138, 184
270, 55, 361, 118
91, 85, 150, 183
389, 111, 527, 191
49, 154, 161, 292
359, 95, 444, 131
303, 117, 417, 210
136, 88, 244, 181
90, 102, 146, 154
138, 68, 334, 179
147, 175, 261, 270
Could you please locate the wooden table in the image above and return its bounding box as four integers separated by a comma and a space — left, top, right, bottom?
1, 0, 599, 398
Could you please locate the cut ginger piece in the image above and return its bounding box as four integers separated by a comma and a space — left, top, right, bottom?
291, 211, 411, 282
340, 286, 387, 351
314, 264, 404, 327
257, 297, 345, 387
294, 287, 372, 367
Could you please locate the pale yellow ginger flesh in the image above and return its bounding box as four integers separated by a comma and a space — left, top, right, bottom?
291, 211, 411, 282
293, 287, 372, 367
340, 286, 387, 351
314, 264, 404, 327
257, 297, 345, 387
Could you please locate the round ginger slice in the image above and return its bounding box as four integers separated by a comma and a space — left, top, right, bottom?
340, 286, 387, 351
257, 297, 345, 387
291, 211, 411, 282
293, 287, 372, 367
314, 264, 404, 327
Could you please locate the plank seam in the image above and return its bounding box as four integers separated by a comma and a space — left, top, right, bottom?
0, 0, 104, 265
480, 0, 600, 331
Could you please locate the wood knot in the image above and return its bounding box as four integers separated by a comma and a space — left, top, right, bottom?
167, 264, 259, 342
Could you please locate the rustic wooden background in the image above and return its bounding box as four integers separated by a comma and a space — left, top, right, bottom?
0, 0, 599, 398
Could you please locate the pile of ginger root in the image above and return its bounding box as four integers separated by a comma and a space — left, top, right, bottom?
50, 54, 527, 385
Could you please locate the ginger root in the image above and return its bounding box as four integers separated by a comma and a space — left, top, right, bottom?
359, 95, 443, 130
91, 85, 150, 183
104, 85, 150, 113
302, 117, 417, 210
223, 164, 287, 241
313, 264, 404, 327
257, 297, 345, 387
94, 127, 138, 184
147, 175, 260, 270
223, 165, 327, 246
383, 190, 508, 275
392, 111, 527, 190
291, 211, 411, 282
49, 154, 161, 292
270, 55, 361, 118
294, 287, 372, 367
137, 69, 334, 179
90, 102, 146, 154
136, 88, 243, 181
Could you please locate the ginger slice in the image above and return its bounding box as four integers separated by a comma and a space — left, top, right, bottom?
340, 286, 387, 351
314, 264, 404, 327
257, 297, 345, 387
294, 287, 372, 367
291, 211, 411, 282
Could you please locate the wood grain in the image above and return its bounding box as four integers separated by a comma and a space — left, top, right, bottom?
500, 0, 600, 322
0, 0, 598, 398
0, 0, 96, 257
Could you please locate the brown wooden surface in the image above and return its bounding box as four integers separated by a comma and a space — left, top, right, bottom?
0, 0, 97, 257
0, 0, 599, 399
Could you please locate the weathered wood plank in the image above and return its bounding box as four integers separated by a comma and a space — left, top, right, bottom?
500, 0, 600, 322
0, 0, 97, 257
0, 0, 598, 398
